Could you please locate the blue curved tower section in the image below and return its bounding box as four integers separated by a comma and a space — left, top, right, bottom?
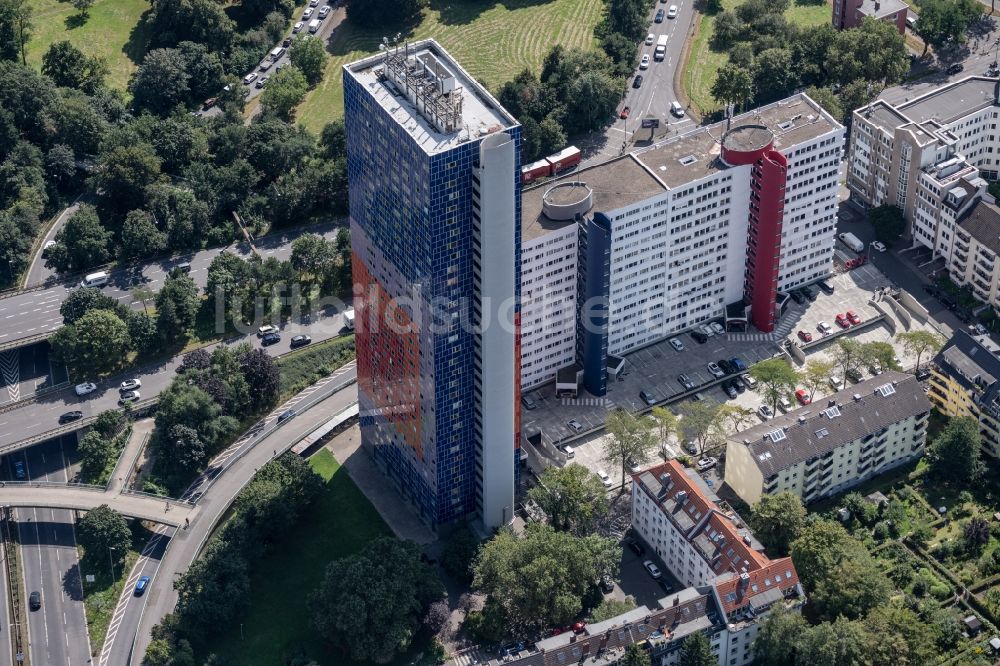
577, 212, 611, 397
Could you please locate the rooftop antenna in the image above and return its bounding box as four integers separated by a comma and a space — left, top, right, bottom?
726, 102, 734, 132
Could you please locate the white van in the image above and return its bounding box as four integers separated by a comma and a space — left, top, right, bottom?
654, 34, 668, 61
79, 271, 109, 288
308, 18, 321, 33
670, 101, 685, 117
269, 46, 285, 60
343, 307, 355, 330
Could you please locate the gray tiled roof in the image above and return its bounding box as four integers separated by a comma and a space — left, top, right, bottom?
933, 329, 1000, 407
956, 199, 1000, 257
732, 371, 930, 477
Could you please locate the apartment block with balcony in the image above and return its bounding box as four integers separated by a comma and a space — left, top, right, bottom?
949, 197, 1000, 309
929, 330, 1000, 457
725, 372, 931, 506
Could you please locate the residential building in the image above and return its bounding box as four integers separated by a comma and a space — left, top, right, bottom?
929, 329, 1000, 458
521, 94, 845, 390
343, 40, 521, 530
725, 372, 931, 506
846, 77, 999, 256
948, 196, 1000, 309
832, 0, 908, 33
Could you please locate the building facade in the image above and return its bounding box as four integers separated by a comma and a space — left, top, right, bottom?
832, 0, 908, 33
929, 330, 1000, 458
725, 372, 931, 506
520, 94, 845, 391
344, 41, 521, 530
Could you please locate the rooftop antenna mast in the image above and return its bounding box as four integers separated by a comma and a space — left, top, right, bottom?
726, 102, 734, 132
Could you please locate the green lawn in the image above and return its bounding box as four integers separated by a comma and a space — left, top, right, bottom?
276, 334, 356, 400
295, 0, 604, 133
203, 449, 393, 664
25, 0, 151, 91
682, 0, 832, 116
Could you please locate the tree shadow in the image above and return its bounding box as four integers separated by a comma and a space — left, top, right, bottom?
64, 13, 87, 30
430, 0, 553, 26
61, 562, 85, 601
122, 8, 155, 71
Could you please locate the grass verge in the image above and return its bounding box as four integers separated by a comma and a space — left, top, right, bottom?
201, 448, 392, 664
295, 0, 603, 132
25, 0, 152, 91
276, 334, 355, 400
682, 0, 832, 115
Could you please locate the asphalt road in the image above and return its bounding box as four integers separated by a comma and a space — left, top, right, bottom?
15, 438, 89, 666
585, 0, 697, 163
0, 219, 343, 352
23, 197, 87, 290
0, 514, 12, 666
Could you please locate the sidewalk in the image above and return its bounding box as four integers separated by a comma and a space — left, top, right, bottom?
108, 418, 154, 493
325, 425, 435, 545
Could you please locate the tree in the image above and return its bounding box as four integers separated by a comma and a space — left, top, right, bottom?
50, 309, 132, 377
795, 617, 871, 666
46, 204, 111, 272
750, 358, 798, 412
309, 537, 443, 664
860, 341, 900, 373
868, 204, 905, 247
620, 643, 651, 666
750, 491, 807, 557
837, 79, 877, 126
679, 632, 714, 666
804, 86, 842, 122
712, 11, 743, 47
79, 430, 114, 482
863, 604, 936, 666
473, 524, 619, 632
963, 516, 990, 554
717, 404, 755, 433
129, 48, 191, 115
71, 0, 94, 18
237, 346, 280, 410
564, 69, 621, 134
93, 143, 162, 216
121, 210, 167, 260
60, 287, 121, 324
345, 0, 426, 27
916, 0, 983, 54
711, 63, 754, 111
800, 359, 834, 400
897, 330, 943, 373
260, 65, 308, 120
441, 524, 480, 583
827, 17, 908, 86
650, 406, 678, 454
527, 464, 610, 534
590, 597, 637, 622
0, 0, 32, 64
290, 233, 334, 281
604, 409, 657, 488
752, 48, 796, 103
753, 606, 807, 666
46, 144, 77, 188
156, 273, 200, 342
679, 398, 726, 456
41, 41, 107, 93
162, 424, 207, 478
831, 338, 864, 382
289, 36, 328, 86
927, 416, 983, 483
77, 504, 131, 565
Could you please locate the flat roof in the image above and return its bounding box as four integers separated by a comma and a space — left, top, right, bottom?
857, 0, 908, 18
897, 77, 1000, 126
521, 155, 665, 242
344, 39, 516, 155
859, 100, 912, 133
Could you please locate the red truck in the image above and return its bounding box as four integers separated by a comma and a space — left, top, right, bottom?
519, 146, 582, 184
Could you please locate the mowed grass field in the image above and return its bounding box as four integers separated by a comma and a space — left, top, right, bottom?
203, 448, 394, 664
682, 0, 831, 115
25, 0, 151, 91
296, 0, 604, 133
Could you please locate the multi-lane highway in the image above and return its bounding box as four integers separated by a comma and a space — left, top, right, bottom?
14, 438, 90, 666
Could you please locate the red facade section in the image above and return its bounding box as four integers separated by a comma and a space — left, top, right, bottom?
353, 253, 423, 459
745, 150, 788, 333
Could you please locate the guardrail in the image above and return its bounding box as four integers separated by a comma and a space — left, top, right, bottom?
0, 380, 71, 417
0, 331, 56, 355
0, 480, 106, 492
1, 507, 26, 666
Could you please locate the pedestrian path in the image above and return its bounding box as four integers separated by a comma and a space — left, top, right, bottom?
449, 647, 491, 666
107, 418, 154, 493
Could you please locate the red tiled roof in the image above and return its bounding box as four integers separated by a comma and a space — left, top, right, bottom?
633, 460, 714, 522
713, 557, 800, 615
702, 512, 769, 576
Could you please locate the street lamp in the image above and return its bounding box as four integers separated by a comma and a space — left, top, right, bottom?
107, 546, 116, 581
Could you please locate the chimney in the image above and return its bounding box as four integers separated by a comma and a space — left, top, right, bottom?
673, 596, 680, 607
853, 393, 862, 402
738, 571, 751, 590
827, 399, 836, 407
798, 415, 806, 425
676, 490, 688, 504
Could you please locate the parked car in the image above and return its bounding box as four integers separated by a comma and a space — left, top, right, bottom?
643, 560, 662, 578
243, 72, 258, 85
134, 576, 150, 596
119, 390, 141, 404
282, 37, 292, 47
290, 334, 312, 348
119, 378, 141, 392
319, 5, 330, 17
567, 419, 584, 432
59, 410, 83, 424
795, 389, 811, 405
699, 323, 715, 338
696, 457, 717, 472
817, 279, 835, 295
292, 21, 303, 32
778, 395, 792, 412
13, 461, 25, 480
599, 574, 615, 593
707, 362, 725, 378
742, 374, 758, 389
817, 321, 832, 334
757, 405, 774, 420
560, 444, 575, 458
846, 310, 862, 325
947, 62, 964, 74
804, 286, 818, 301
669, 337, 684, 352
255, 75, 269, 89
677, 374, 696, 390
723, 383, 738, 399
632, 74, 643, 88
798, 330, 813, 343
731, 377, 746, 393
829, 375, 844, 389
261, 331, 281, 346
303, 7, 314, 18
871, 240, 887, 252
716, 359, 734, 375
654, 8, 664, 22
835, 313, 851, 328
75, 382, 97, 396
869, 362, 883, 375
789, 290, 805, 304
846, 368, 864, 383
729, 357, 748, 372
710, 322, 725, 335
627, 539, 644, 556
257, 324, 277, 337
596, 470, 613, 489
691, 330, 708, 344
521, 394, 537, 410
640, 390, 656, 406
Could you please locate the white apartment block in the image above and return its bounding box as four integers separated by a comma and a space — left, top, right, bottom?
520, 94, 845, 390
725, 372, 931, 506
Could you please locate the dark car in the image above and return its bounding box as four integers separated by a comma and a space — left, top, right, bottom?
261, 332, 281, 346
947, 62, 964, 75
817, 279, 835, 295
632, 74, 643, 89
28, 591, 40, 611
655, 8, 664, 21
134, 575, 150, 596
677, 374, 695, 390
732, 376, 746, 393
626, 539, 645, 556
718, 359, 736, 375
639, 390, 656, 406
59, 411, 83, 424
729, 357, 748, 372
599, 574, 615, 593
657, 579, 673, 594
691, 330, 708, 344
290, 334, 312, 348
13, 461, 25, 480
282, 37, 292, 47
789, 290, 805, 304
277, 408, 296, 424
803, 286, 818, 301
915, 367, 932, 381
723, 382, 738, 399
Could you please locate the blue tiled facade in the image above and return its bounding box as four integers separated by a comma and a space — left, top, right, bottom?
344, 68, 521, 529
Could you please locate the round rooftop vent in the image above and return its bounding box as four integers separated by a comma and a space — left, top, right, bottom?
542, 181, 593, 221
720, 124, 775, 166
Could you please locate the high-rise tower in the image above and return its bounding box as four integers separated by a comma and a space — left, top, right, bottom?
343, 40, 521, 530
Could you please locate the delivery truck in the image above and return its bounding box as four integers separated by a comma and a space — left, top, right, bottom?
654, 35, 668, 61
838, 232, 865, 253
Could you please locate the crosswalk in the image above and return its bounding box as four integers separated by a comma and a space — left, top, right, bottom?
449, 648, 491, 666
724, 302, 806, 343
0, 350, 18, 402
